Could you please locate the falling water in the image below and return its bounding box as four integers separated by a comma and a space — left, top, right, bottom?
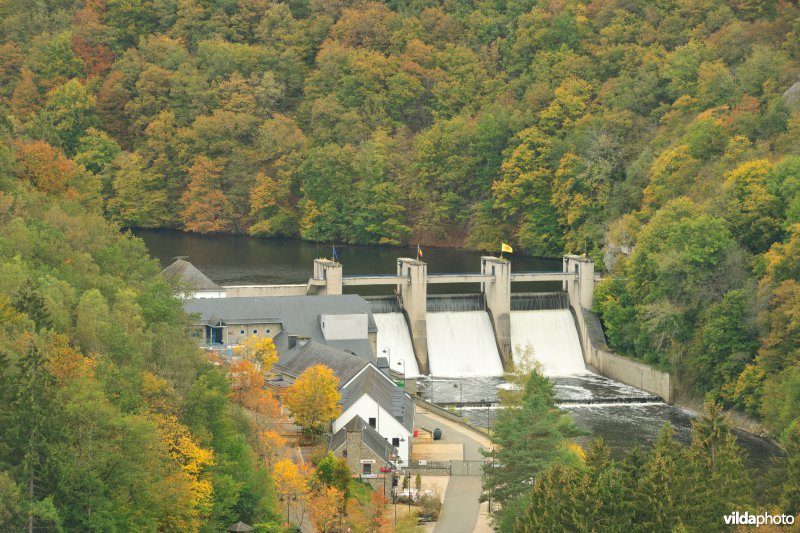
373, 313, 420, 377
427, 311, 504, 377
510, 309, 587, 376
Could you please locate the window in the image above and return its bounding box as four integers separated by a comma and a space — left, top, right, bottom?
362, 463, 372, 475
240, 329, 245, 335
368, 417, 376, 429
392, 437, 400, 447
265, 328, 271, 334
253, 329, 258, 334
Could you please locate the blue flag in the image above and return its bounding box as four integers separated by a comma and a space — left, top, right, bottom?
332, 245, 340, 262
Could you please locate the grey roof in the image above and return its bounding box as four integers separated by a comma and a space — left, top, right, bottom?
329, 415, 397, 464
784, 80, 800, 110
183, 295, 377, 359
275, 340, 369, 386
226, 522, 253, 532
161, 259, 221, 290
341, 366, 415, 433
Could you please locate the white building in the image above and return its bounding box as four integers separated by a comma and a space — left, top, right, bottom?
334, 365, 414, 468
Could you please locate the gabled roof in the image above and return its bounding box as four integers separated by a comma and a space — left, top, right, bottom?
161, 259, 221, 290
329, 415, 397, 464
182, 295, 377, 359
340, 366, 415, 433
275, 340, 369, 386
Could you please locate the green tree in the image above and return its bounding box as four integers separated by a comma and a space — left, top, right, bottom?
481, 370, 581, 508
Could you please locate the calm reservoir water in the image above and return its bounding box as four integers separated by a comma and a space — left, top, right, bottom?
136, 229, 782, 480
134, 229, 561, 294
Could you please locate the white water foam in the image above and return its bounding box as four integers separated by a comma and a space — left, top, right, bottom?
427, 311, 504, 377
510, 309, 587, 377
374, 313, 420, 377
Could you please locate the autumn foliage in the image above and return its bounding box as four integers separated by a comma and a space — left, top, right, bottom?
283, 364, 342, 436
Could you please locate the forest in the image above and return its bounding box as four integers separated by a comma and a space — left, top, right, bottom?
1, 0, 799, 529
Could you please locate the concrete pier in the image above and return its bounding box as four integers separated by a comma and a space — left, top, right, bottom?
481, 256, 512, 367
309, 259, 342, 295
397, 258, 430, 374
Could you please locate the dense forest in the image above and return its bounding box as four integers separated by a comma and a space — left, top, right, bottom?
1, 0, 800, 529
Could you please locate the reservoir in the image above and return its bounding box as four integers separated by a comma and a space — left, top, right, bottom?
136, 229, 782, 482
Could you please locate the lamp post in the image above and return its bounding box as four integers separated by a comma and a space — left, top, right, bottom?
396, 358, 406, 389
453, 382, 463, 415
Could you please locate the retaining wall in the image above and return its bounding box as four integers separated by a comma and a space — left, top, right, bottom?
573, 307, 675, 403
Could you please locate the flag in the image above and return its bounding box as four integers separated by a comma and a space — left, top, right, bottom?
417, 244, 423, 260
501, 243, 513, 254
332, 245, 340, 262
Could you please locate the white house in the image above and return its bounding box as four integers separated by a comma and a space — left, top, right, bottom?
334, 365, 414, 468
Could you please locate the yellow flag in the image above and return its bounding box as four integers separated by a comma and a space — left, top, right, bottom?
501, 243, 513, 254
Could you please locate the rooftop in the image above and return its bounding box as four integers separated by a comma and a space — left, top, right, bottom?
161, 259, 221, 290
341, 365, 415, 433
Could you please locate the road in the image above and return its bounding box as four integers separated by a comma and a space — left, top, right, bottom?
414, 407, 493, 532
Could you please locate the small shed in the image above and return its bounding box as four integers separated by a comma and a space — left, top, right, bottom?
227, 522, 253, 532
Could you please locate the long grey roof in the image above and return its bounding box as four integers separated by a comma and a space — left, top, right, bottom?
275, 340, 369, 386
161, 259, 221, 290
341, 366, 415, 433
329, 415, 397, 464
183, 295, 377, 359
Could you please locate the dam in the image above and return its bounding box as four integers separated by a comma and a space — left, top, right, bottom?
144, 230, 780, 470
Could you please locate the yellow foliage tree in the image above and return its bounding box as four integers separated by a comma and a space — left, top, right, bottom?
234, 334, 278, 371
151, 414, 215, 529
283, 364, 342, 435
273, 458, 311, 525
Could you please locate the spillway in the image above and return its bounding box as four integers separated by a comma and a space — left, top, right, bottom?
374, 313, 420, 377
427, 311, 504, 377
510, 309, 587, 376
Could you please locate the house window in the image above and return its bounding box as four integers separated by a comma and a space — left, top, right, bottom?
368, 417, 376, 429
392, 437, 400, 447
240, 329, 245, 335
253, 329, 258, 334
265, 328, 271, 334
362, 463, 372, 475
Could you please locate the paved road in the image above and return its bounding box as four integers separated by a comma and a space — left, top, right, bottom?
414, 409, 492, 461
434, 476, 483, 533
413, 408, 493, 532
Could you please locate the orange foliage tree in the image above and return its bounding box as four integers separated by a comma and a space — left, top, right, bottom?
180, 155, 233, 233
13, 140, 77, 194
309, 486, 344, 532
257, 430, 286, 471
283, 364, 342, 436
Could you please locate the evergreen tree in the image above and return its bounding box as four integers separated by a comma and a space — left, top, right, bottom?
482, 371, 581, 509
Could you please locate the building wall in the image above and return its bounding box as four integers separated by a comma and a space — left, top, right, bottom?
225, 322, 283, 346
336, 431, 392, 495
320, 314, 368, 340
333, 395, 411, 467
223, 285, 307, 297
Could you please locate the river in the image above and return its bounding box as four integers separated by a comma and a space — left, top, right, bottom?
136, 229, 782, 484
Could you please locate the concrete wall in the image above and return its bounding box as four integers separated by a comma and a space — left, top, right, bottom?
482, 256, 512, 368
397, 259, 429, 375
591, 348, 673, 402
223, 285, 306, 297
573, 306, 675, 403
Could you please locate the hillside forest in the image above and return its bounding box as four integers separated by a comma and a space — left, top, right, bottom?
1, 0, 800, 529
